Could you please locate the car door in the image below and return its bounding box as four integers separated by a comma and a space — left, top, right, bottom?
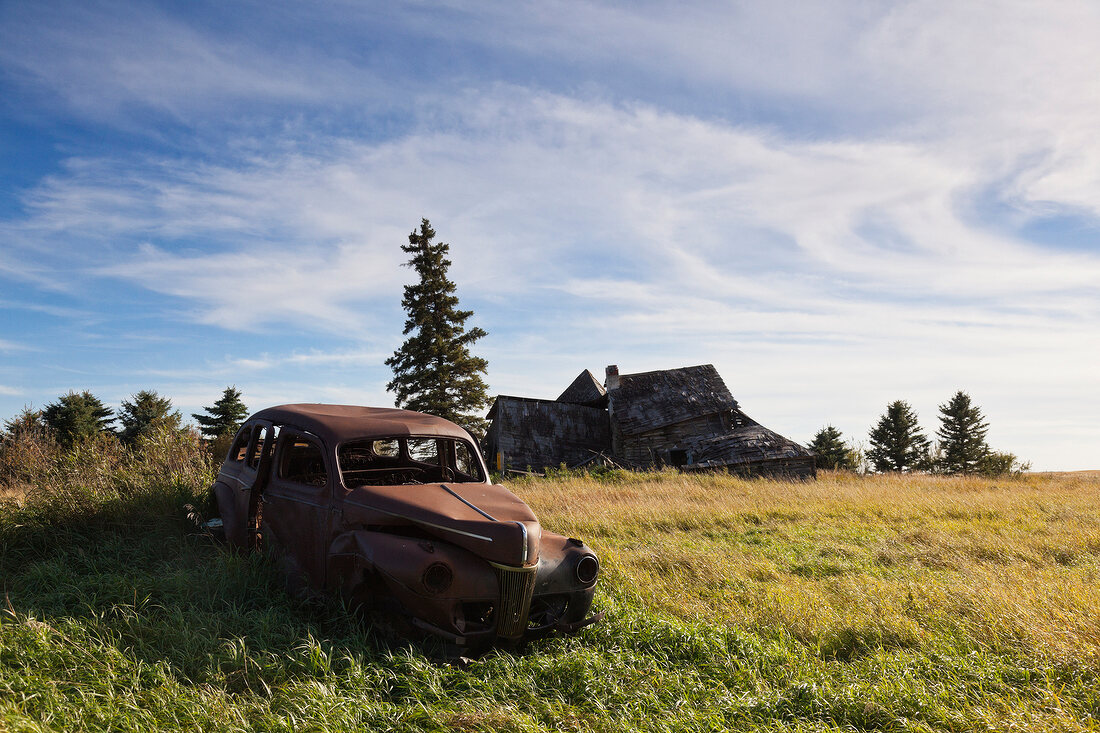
260, 429, 333, 592
216, 421, 275, 549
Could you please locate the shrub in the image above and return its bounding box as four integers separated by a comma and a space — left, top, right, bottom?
978, 450, 1031, 477
6, 423, 214, 520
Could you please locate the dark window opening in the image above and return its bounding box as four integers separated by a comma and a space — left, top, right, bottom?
229, 429, 250, 462
279, 437, 328, 487
248, 426, 268, 469
669, 449, 688, 467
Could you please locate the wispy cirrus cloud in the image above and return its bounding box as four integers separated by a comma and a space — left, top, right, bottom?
1, 1, 1099, 469
0, 1, 386, 125
16, 90, 1098, 322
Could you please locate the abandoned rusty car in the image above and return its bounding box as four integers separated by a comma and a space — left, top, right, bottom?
212, 404, 602, 651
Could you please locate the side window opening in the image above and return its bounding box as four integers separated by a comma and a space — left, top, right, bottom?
249, 426, 268, 469
279, 436, 328, 487
229, 429, 250, 462
454, 442, 479, 479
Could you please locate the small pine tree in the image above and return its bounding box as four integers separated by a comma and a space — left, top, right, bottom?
1, 407, 56, 486
41, 391, 115, 448
3, 406, 44, 437
808, 425, 858, 471
191, 387, 249, 443
936, 391, 990, 474
866, 400, 931, 472
385, 219, 490, 434
118, 390, 183, 446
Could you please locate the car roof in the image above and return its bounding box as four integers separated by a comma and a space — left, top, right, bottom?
248, 404, 473, 445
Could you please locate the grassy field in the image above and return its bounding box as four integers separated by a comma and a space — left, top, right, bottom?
2, 469, 1099, 731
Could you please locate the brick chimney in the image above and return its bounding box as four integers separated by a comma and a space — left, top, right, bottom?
605, 364, 620, 391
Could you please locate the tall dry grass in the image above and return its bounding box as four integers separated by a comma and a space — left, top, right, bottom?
512, 469, 1100, 667
3, 448, 1099, 730
0, 425, 214, 519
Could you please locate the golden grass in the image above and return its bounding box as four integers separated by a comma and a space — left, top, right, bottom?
512, 470, 1100, 666
0, 483, 26, 502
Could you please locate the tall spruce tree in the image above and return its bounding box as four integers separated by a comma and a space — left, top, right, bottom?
936, 391, 990, 474
191, 387, 249, 442
118, 390, 183, 445
42, 391, 115, 448
866, 400, 931, 472
386, 219, 490, 434
808, 425, 858, 471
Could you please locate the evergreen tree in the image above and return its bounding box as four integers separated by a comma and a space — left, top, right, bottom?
1, 407, 54, 486
3, 406, 44, 437
385, 219, 490, 434
41, 391, 115, 448
936, 391, 990, 474
808, 425, 858, 471
118, 390, 183, 445
866, 400, 931, 472
191, 387, 249, 442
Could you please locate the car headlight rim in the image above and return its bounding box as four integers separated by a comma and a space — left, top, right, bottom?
575, 554, 599, 585
422, 562, 454, 594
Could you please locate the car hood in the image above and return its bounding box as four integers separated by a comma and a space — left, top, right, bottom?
341, 482, 540, 567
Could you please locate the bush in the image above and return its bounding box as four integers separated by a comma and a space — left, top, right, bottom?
1, 410, 60, 490
978, 450, 1031, 477
4, 423, 214, 520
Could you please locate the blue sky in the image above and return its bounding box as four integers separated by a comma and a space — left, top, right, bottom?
1, 0, 1097, 470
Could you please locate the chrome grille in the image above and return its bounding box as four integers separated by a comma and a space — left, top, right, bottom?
491, 563, 536, 639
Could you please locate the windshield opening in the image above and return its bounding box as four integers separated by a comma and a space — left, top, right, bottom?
338, 436, 485, 487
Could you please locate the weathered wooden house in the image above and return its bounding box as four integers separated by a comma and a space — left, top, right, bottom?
483, 396, 610, 472
484, 364, 815, 479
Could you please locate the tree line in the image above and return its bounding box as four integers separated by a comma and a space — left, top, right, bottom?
0, 218, 1031, 479
808, 391, 1028, 476
1, 387, 249, 457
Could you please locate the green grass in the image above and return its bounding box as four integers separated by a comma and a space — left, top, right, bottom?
2, 470, 1099, 731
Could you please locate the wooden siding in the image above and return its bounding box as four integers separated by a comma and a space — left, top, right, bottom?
484, 397, 610, 472
620, 413, 730, 465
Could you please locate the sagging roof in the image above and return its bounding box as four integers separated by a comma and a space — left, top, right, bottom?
249, 404, 472, 444
611, 364, 739, 436
557, 369, 608, 407
682, 420, 813, 469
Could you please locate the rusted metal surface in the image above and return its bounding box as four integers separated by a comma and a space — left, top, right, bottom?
212, 404, 601, 652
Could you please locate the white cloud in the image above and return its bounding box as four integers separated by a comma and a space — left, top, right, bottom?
225, 348, 389, 371
0, 1, 381, 123
0, 339, 31, 353
3, 1, 1099, 469
19, 89, 1098, 321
